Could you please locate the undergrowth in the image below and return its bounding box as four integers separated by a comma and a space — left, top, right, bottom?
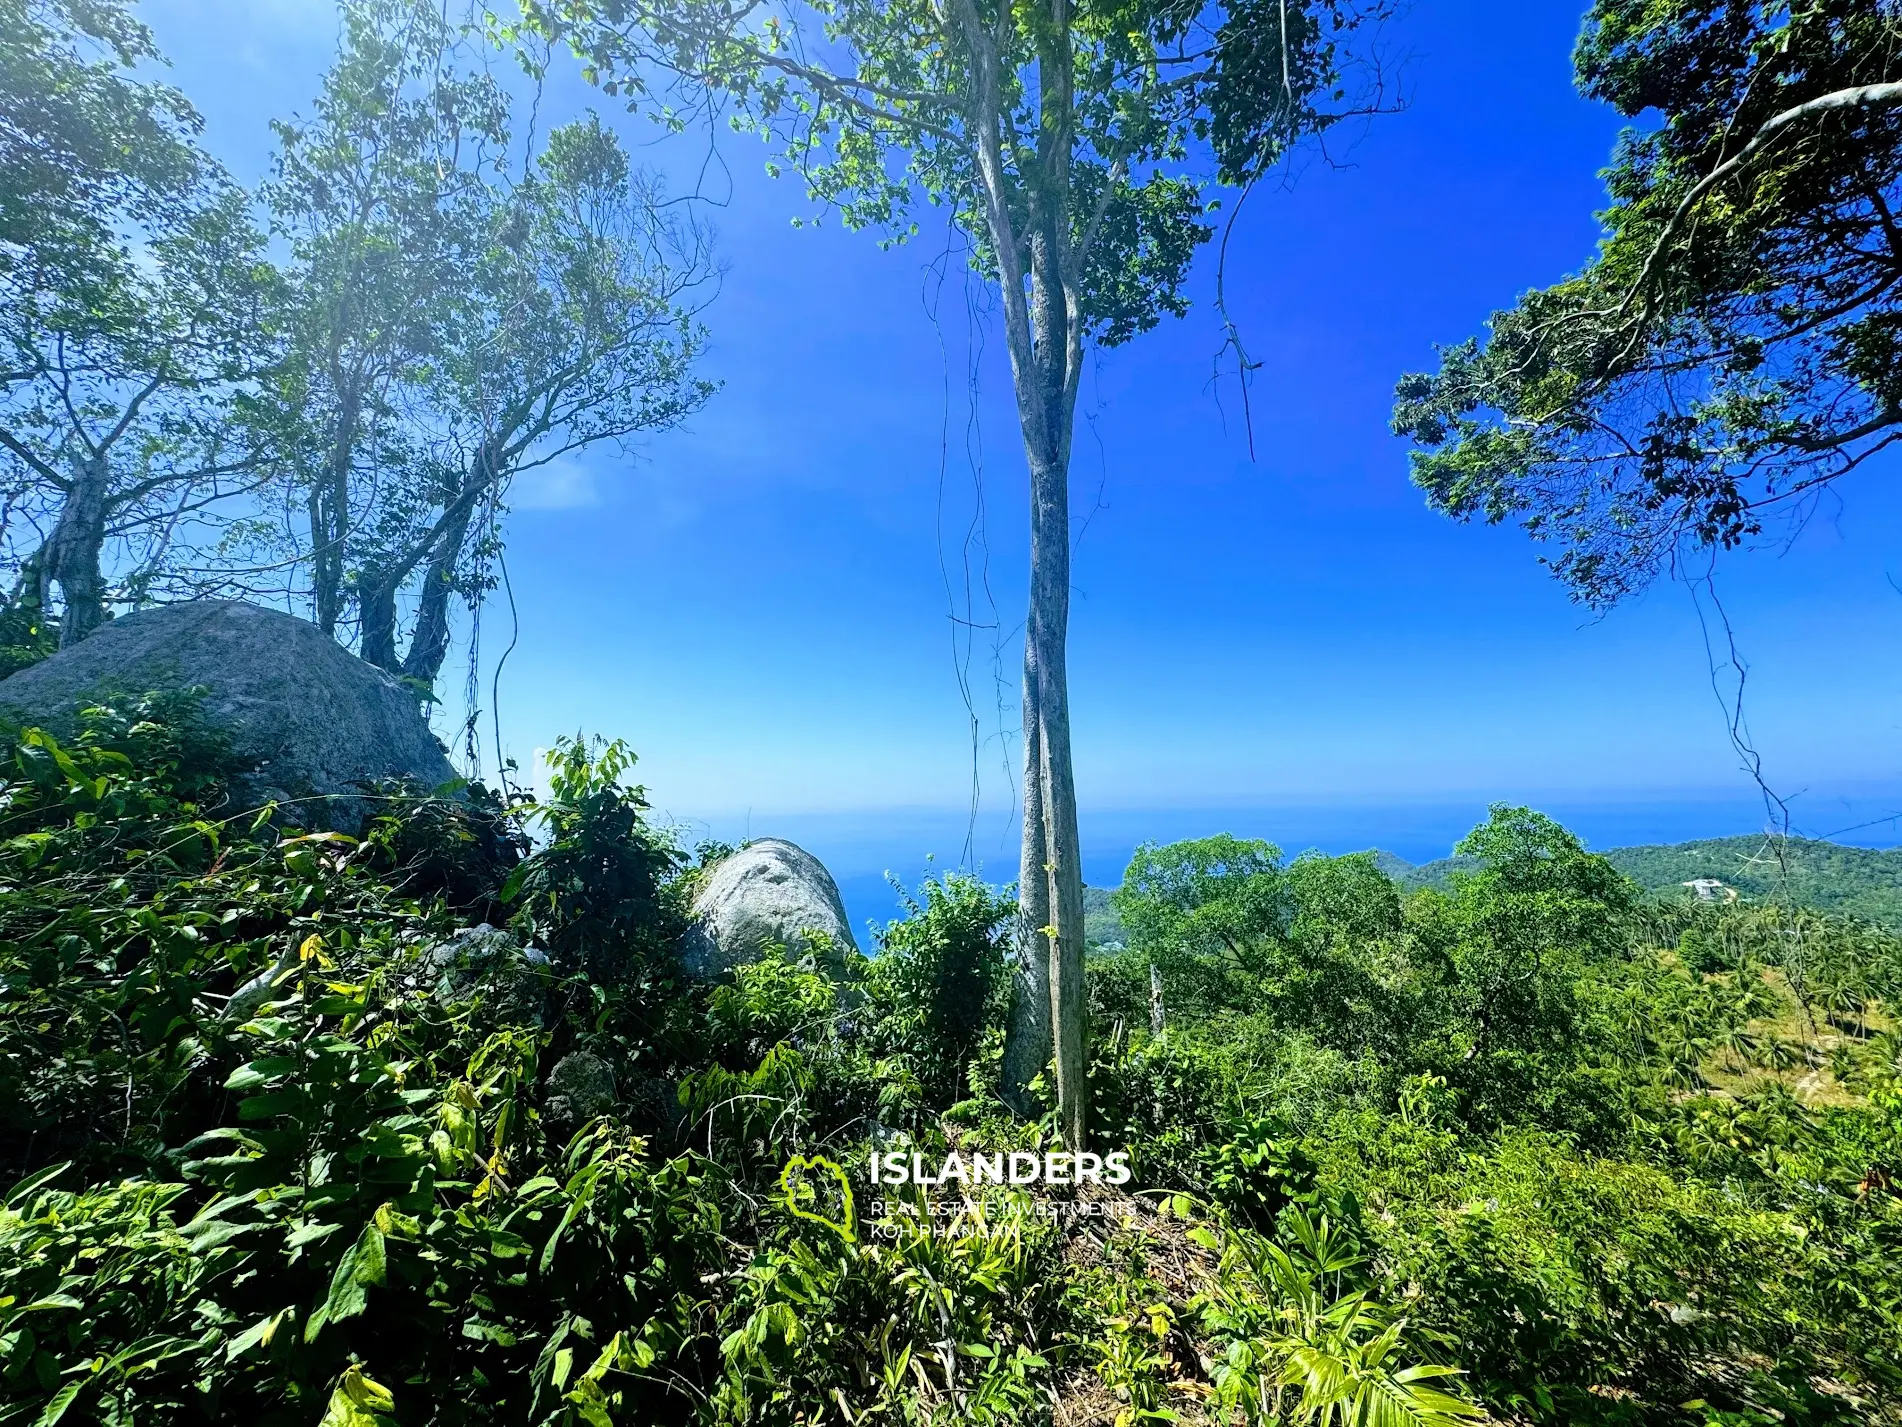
0, 699, 1898, 1425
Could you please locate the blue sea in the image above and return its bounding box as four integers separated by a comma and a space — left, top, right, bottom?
665, 787, 1902, 947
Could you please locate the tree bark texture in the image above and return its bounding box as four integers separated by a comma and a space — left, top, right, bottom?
1000, 652, 1051, 1114
400, 498, 474, 687
950, 0, 1091, 1148
44, 452, 111, 647
308, 386, 359, 638
1029, 449, 1088, 1152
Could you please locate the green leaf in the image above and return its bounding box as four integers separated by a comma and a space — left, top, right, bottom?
4, 1163, 70, 1207
226, 1308, 293, 1361
306, 1222, 387, 1342
319, 1365, 395, 1427
35, 1381, 84, 1427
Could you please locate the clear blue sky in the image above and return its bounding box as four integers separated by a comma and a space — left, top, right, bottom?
139, 0, 1902, 932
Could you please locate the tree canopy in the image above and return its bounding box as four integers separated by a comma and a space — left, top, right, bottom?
1393, 1, 1902, 606
0, 16, 281, 647
0, 0, 715, 703
0, 0, 202, 287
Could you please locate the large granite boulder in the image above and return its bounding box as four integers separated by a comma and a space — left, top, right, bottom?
679, 838, 859, 979
0, 600, 457, 828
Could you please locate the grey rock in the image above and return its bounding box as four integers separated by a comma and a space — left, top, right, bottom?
544, 1051, 616, 1126
425, 923, 549, 1023
427, 923, 519, 993
678, 838, 858, 979
0, 600, 457, 829
622, 1073, 684, 1134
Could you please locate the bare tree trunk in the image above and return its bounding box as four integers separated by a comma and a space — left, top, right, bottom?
1149, 960, 1165, 1036
309, 385, 359, 637
1029, 445, 1088, 1150
45, 452, 111, 646
1001, 648, 1051, 1113
358, 572, 400, 671
308, 474, 346, 635
400, 503, 472, 688
948, 0, 1089, 1145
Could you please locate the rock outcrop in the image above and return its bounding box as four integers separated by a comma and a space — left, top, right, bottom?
544, 1052, 617, 1127
678, 838, 858, 979
0, 600, 457, 828
425, 924, 550, 1023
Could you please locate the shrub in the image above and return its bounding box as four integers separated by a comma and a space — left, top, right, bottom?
863, 874, 1013, 1108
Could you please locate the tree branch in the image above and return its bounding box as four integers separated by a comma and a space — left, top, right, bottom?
0, 431, 70, 491
1625, 82, 1902, 322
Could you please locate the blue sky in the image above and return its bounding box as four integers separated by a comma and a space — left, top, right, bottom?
137, 0, 1902, 934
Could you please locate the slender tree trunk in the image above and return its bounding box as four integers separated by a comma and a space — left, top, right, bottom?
1001, 648, 1051, 1113
400, 502, 473, 688
1029, 445, 1088, 1150
309, 476, 346, 635
309, 385, 359, 637
994, 338, 1090, 1149
949, 0, 1089, 1144
45, 452, 111, 646
1149, 960, 1166, 1036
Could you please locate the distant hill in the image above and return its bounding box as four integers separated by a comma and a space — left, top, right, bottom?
1383, 834, 1902, 929
1085, 836, 1902, 942
1083, 885, 1126, 948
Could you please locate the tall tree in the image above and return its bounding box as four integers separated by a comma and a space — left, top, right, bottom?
0, 174, 280, 644
264, 0, 506, 639
0, 0, 281, 643
355, 115, 716, 687
266, 3, 713, 693
1393, 1, 1902, 608
520, 0, 1392, 1142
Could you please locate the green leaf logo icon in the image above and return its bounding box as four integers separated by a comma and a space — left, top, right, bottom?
780, 1154, 856, 1241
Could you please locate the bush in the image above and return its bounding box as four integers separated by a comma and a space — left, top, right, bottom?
863, 874, 1013, 1107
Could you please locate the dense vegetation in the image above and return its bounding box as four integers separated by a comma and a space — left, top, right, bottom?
1090, 834, 1902, 948
2, 704, 1899, 1426
1389, 836, 1902, 932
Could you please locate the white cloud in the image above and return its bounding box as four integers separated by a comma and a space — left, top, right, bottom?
509, 458, 601, 511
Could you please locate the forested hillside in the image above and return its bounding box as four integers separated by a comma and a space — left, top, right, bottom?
1386, 836, 1902, 929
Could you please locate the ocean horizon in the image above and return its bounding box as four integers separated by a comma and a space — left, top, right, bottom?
658, 786, 1902, 942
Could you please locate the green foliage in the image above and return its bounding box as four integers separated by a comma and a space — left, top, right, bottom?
1392, 1, 1902, 605
0, 11, 283, 636
712, 1191, 1058, 1424
503, 735, 683, 983
4, 707, 1901, 1425
263, 1, 715, 687
0, 596, 56, 678
864, 874, 1013, 1106
1194, 1206, 1482, 1427
520, 0, 1385, 344
1609, 836, 1902, 931
1390, 832, 1902, 932
0, 0, 201, 284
